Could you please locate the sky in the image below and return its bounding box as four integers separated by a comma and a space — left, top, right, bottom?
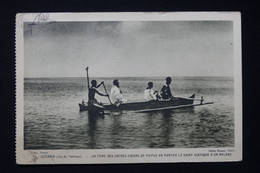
24, 21, 233, 77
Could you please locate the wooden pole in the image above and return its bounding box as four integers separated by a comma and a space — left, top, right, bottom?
85, 67, 90, 91
135, 102, 214, 113
85, 67, 90, 101
177, 97, 204, 101
103, 83, 113, 105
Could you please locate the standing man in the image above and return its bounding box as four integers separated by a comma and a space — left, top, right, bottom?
88, 80, 108, 105
110, 79, 127, 106
160, 77, 174, 99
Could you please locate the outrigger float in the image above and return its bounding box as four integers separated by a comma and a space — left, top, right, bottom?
79, 67, 214, 114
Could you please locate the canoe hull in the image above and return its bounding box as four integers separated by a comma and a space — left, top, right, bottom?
79, 94, 195, 112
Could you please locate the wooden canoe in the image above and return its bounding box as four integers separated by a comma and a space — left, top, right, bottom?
78, 94, 213, 113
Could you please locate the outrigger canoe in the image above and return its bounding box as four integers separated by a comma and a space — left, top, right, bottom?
79, 94, 214, 113
79, 67, 213, 114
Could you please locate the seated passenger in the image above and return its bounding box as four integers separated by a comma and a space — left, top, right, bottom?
144, 82, 159, 101
110, 79, 127, 106
160, 77, 174, 100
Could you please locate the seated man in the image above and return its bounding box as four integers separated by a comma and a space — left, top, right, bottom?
110, 79, 127, 106
144, 82, 159, 101
88, 80, 108, 106
160, 77, 174, 99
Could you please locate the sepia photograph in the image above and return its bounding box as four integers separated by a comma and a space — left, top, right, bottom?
16, 12, 242, 164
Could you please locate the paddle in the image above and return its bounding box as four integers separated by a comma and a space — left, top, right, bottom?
85, 67, 90, 91
102, 83, 113, 105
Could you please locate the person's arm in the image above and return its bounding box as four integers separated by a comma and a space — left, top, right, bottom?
153, 90, 158, 99
168, 86, 173, 98
161, 85, 167, 95
96, 90, 108, 97
149, 89, 153, 98
96, 81, 104, 88
150, 89, 157, 100
114, 87, 123, 100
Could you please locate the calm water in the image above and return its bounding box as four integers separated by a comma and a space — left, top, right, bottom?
24, 77, 234, 149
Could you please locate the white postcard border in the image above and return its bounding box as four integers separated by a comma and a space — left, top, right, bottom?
16, 12, 242, 164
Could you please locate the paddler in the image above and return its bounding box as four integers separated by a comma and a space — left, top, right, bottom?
160, 77, 174, 99
88, 80, 108, 106
110, 79, 127, 106
144, 82, 160, 101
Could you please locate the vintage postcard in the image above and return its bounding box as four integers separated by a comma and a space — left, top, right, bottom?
16, 12, 242, 164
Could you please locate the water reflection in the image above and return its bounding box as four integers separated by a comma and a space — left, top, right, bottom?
110, 113, 123, 148
161, 111, 174, 148
144, 112, 158, 148
143, 108, 196, 148
82, 107, 224, 149
87, 113, 104, 149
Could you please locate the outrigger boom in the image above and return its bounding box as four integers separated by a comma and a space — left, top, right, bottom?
134, 101, 214, 113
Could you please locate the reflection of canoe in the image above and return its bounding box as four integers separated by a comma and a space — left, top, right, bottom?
79, 94, 213, 113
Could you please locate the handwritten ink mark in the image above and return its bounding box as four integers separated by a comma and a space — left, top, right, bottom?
33, 13, 49, 24
29, 13, 55, 26
28, 13, 56, 36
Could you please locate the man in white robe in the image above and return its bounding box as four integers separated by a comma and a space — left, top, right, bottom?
110, 79, 127, 106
